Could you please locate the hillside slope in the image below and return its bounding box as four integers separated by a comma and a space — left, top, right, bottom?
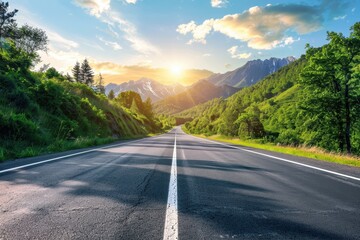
0, 44, 166, 161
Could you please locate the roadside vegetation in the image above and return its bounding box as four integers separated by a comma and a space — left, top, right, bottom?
181, 22, 360, 164
0, 2, 174, 161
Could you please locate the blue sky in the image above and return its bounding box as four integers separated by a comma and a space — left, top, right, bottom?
10, 0, 360, 84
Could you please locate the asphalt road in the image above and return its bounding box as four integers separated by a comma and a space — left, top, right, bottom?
0, 126, 360, 239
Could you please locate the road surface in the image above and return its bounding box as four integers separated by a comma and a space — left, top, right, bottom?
0, 126, 359, 239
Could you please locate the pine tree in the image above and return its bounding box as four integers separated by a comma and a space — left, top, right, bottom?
72, 62, 81, 83
108, 89, 115, 100
65, 73, 72, 82
81, 59, 94, 86
96, 73, 105, 94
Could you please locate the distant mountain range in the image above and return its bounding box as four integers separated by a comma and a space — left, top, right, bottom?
207, 57, 296, 88
105, 78, 186, 102
154, 80, 239, 115
105, 57, 295, 112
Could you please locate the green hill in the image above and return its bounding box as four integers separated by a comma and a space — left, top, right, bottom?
184, 23, 360, 155
0, 43, 169, 161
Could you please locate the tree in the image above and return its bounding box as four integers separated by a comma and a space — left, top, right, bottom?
81, 59, 94, 86
65, 73, 73, 82
0, 1, 18, 40
39, 63, 50, 73
301, 22, 360, 153
108, 89, 115, 100
96, 73, 105, 94
72, 62, 81, 83
13, 24, 47, 55
45, 67, 62, 79
143, 97, 154, 118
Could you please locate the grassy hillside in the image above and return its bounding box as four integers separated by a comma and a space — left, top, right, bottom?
0, 43, 170, 161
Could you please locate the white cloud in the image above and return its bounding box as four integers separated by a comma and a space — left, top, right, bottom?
203, 53, 211, 57
47, 31, 79, 50
125, 0, 137, 4
177, 2, 332, 50
73, 1, 159, 55
97, 36, 122, 50
38, 45, 90, 73
177, 19, 214, 44
73, 0, 110, 17
211, 0, 228, 8
102, 10, 160, 54
334, 15, 347, 20
227, 46, 251, 59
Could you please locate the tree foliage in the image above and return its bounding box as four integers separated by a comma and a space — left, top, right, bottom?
72, 62, 81, 83
81, 59, 94, 86
301, 23, 360, 153
108, 89, 115, 100
0, 1, 18, 39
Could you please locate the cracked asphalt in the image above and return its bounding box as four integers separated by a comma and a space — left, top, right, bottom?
1, 126, 360, 239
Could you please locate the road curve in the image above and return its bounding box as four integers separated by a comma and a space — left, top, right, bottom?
0, 126, 359, 239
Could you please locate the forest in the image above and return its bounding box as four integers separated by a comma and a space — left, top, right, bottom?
182, 22, 360, 155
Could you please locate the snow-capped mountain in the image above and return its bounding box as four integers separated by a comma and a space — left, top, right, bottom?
208, 57, 296, 88
105, 78, 186, 102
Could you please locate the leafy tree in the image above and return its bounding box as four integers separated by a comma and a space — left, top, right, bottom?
13, 24, 47, 56
0, 1, 18, 40
143, 97, 154, 118
72, 62, 81, 83
45, 67, 62, 79
301, 22, 360, 153
235, 113, 265, 139
130, 98, 140, 112
108, 89, 115, 100
81, 59, 94, 86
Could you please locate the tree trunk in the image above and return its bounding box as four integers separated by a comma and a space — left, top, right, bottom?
333, 80, 344, 151
344, 75, 351, 154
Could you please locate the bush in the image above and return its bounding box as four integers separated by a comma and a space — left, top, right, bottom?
277, 129, 302, 146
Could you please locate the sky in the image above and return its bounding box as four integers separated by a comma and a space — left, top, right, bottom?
9, 0, 360, 85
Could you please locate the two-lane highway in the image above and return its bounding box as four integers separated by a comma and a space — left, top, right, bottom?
1, 126, 360, 239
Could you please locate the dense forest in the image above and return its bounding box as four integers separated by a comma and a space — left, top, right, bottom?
0, 2, 172, 161
182, 23, 360, 155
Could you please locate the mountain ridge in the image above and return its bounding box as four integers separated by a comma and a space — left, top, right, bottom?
208, 56, 296, 88
105, 78, 186, 102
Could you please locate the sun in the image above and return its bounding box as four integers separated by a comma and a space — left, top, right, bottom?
170, 65, 183, 76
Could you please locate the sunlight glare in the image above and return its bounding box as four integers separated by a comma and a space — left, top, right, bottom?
170, 65, 183, 76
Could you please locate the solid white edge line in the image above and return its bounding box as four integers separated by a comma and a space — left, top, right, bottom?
190, 135, 360, 182
163, 131, 178, 240
0, 136, 162, 175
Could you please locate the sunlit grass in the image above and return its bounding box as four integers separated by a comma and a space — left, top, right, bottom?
189, 133, 360, 168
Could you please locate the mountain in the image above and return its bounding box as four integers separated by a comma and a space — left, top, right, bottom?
105, 78, 186, 102
154, 80, 239, 115
208, 57, 296, 88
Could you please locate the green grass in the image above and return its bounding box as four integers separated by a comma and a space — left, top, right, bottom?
184, 128, 360, 168
0, 134, 150, 162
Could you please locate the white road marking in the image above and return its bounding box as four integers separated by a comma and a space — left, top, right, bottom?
0, 136, 161, 175
163, 132, 178, 240
190, 135, 360, 182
